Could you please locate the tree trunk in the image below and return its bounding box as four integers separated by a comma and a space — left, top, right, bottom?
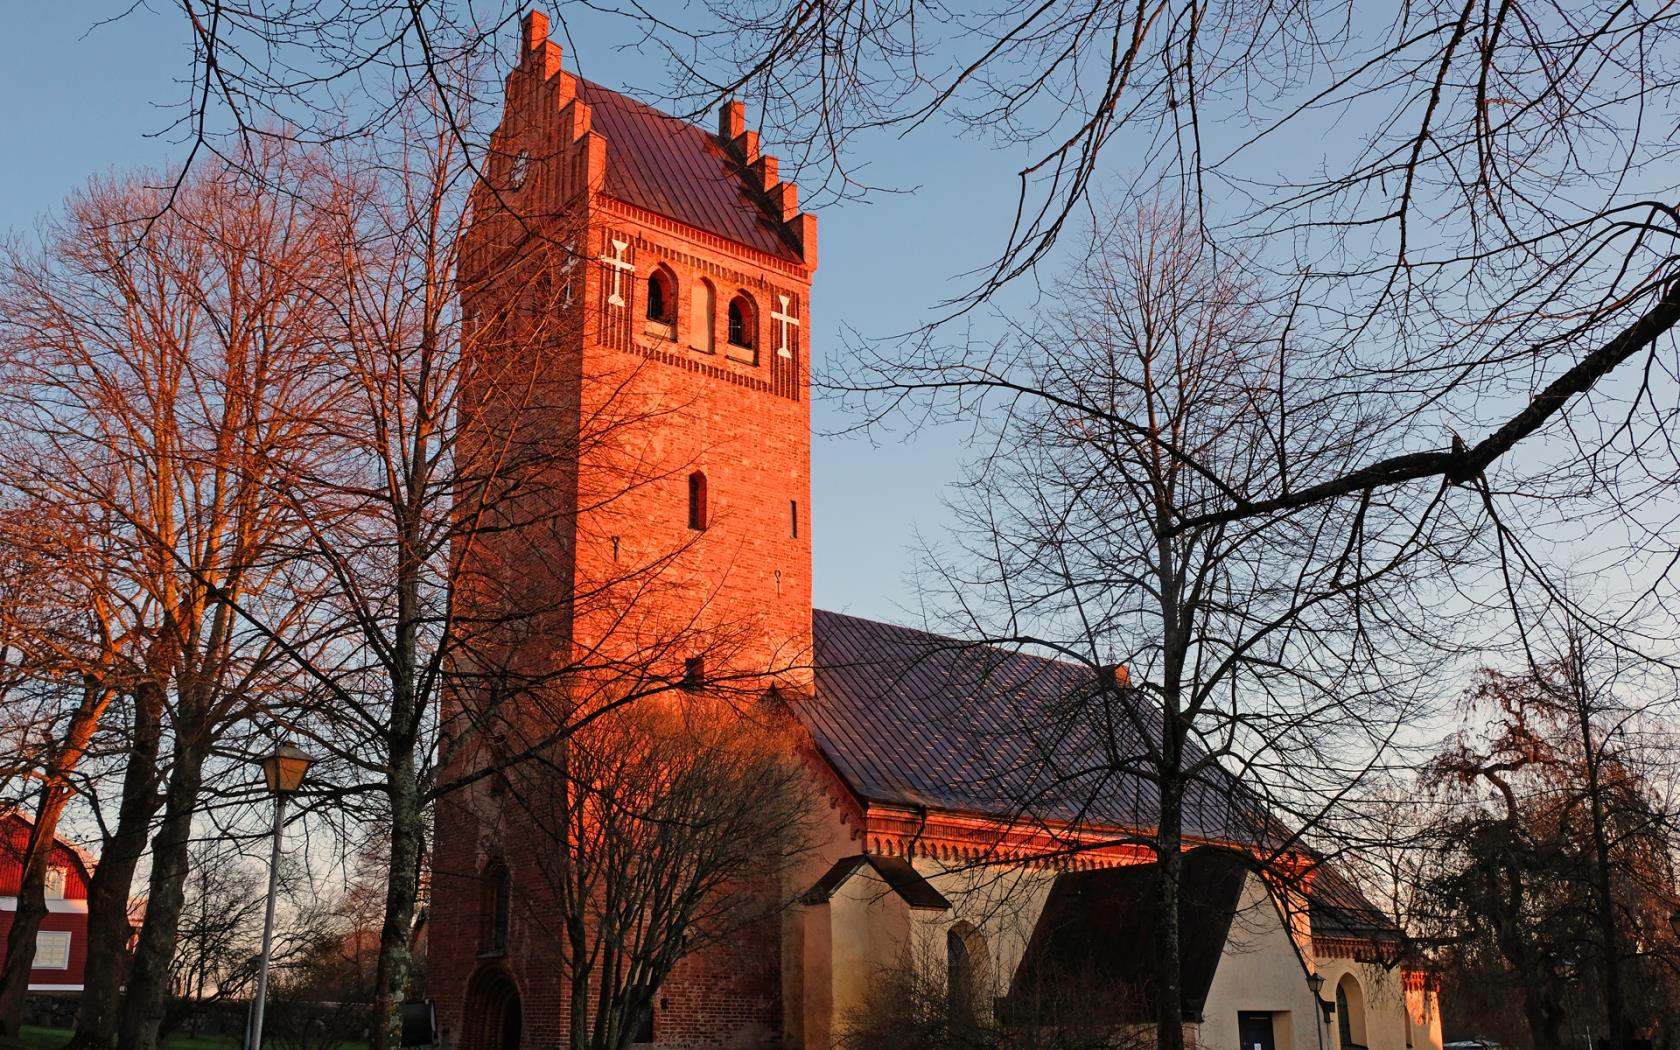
370, 750, 423, 1050
0, 785, 64, 1035
1574, 678, 1629, 1044
115, 735, 207, 1050
1154, 777, 1186, 1050
69, 679, 165, 1050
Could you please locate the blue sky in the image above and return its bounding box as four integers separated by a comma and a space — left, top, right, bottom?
0, 3, 1041, 626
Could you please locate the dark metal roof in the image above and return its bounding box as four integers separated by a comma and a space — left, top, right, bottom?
576, 80, 801, 261
1006, 847, 1256, 1023
1308, 861, 1403, 941
803, 853, 952, 911
803, 610, 1261, 843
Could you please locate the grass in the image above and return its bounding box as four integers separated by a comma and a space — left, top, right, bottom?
16, 1028, 235, 1050
14, 1027, 366, 1050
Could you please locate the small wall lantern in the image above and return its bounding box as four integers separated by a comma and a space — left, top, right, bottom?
1307, 972, 1335, 1023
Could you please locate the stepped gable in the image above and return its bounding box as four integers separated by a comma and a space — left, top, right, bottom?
576, 79, 804, 262
802, 610, 1262, 842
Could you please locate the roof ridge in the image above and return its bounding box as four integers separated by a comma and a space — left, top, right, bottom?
812, 608, 1098, 678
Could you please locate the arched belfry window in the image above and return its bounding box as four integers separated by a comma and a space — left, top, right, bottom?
727, 295, 755, 349
646, 267, 676, 326
687, 471, 708, 531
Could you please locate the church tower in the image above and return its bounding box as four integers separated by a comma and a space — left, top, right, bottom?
430, 11, 818, 1049
458, 9, 817, 686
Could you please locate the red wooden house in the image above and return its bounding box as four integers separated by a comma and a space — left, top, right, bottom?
0, 811, 94, 993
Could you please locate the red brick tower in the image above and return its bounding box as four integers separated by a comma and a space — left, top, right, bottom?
429, 10, 816, 1048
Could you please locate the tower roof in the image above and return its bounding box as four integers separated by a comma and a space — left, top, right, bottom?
577, 79, 803, 262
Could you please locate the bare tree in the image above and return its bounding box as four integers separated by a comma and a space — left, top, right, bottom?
163, 840, 268, 1038
0, 150, 346, 1050
490, 694, 812, 1050
870, 203, 1443, 1050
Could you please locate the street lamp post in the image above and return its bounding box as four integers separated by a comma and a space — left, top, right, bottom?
248, 743, 312, 1050
1307, 972, 1329, 1050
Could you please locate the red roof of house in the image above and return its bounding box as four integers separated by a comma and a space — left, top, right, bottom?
576, 80, 802, 262
0, 811, 93, 897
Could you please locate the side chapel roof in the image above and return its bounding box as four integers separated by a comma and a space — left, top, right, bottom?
799, 610, 1402, 943
802, 853, 952, 911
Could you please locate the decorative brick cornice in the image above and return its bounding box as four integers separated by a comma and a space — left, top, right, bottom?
596, 196, 811, 280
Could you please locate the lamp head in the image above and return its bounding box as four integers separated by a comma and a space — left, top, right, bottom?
260, 742, 313, 795
1306, 971, 1326, 995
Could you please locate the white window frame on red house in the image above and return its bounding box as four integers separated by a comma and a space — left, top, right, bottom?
34, 930, 71, 970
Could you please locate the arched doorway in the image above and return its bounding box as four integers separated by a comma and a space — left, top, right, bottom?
463, 967, 522, 1050
1336, 973, 1368, 1050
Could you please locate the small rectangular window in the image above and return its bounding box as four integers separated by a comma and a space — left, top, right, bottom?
35, 931, 71, 970
682, 657, 705, 691
43, 866, 66, 900
790, 499, 798, 538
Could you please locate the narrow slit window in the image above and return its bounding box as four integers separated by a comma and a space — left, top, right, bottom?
682, 656, 705, 691
688, 471, 708, 530
790, 499, 799, 538
482, 863, 511, 954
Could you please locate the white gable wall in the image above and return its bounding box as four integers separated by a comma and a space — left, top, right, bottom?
1196, 873, 1319, 1050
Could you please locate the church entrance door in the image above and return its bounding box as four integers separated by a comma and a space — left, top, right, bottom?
498, 994, 522, 1050
1238, 1012, 1277, 1050
463, 968, 522, 1050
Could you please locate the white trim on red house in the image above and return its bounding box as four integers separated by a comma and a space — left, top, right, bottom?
0, 896, 89, 913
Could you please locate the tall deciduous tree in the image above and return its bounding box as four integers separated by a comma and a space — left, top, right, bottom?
0, 151, 344, 1050
1420, 640, 1680, 1050
881, 204, 1441, 1050
502, 696, 812, 1050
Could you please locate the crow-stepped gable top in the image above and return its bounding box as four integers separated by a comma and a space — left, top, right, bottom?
503, 11, 814, 267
